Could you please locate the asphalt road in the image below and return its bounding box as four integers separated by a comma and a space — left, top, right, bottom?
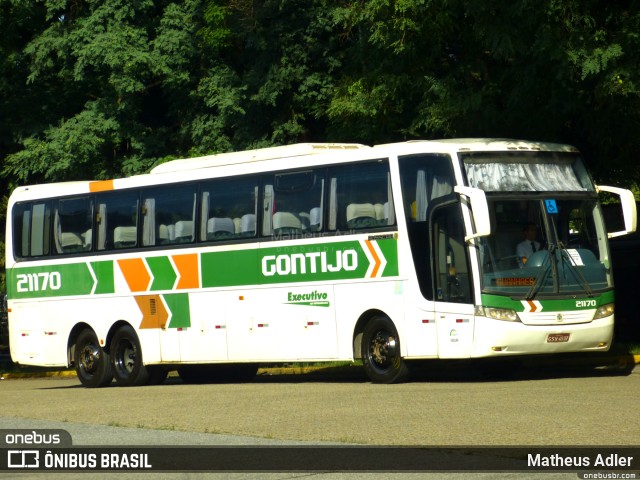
1, 364, 638, 480
1, 364, 639, 445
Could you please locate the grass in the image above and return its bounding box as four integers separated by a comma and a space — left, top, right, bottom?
0, 363, 74, 375
611, 343, 640, 355
609, 342, 640, 355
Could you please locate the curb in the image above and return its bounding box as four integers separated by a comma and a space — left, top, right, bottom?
0, 366, 333, 380
0, 369, 77, 380
2, 355, 639, 380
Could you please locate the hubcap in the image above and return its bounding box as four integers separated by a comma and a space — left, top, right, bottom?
80, 344, 100, 374
117, 341, 136, 374
370, 331, 397, 368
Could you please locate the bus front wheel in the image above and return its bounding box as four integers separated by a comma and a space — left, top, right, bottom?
111, 325, 149, 387
74, 329, 113, 388
361, 315, 409, 384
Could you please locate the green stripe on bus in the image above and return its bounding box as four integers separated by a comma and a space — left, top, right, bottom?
201, 249, 259, 288
201, 239, 398, 288
147, 256, 177, 291
8, 261, 116, 299
163, 293, 190, 328
9, 263, 94, 299
376, 238, 399, 277
8, 238, 400, 299
481, 290, 615, 311
91, 260, 115, 295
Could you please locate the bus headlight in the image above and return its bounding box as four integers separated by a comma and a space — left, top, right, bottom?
593, 303, 614, 319
476, 306, 519, 322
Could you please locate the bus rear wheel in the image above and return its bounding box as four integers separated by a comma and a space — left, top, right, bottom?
74, 329, 113, 388
361, 315, 409, 384
111, 325, 149, 387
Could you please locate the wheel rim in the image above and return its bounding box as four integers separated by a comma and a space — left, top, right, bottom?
115, 339, 136, 376
79, 343, 101, 375
368, 330, 398, 370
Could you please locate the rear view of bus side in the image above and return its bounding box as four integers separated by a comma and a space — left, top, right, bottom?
5, 140, 636, 386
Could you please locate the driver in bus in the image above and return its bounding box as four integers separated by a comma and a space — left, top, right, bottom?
516, 222, 541, 267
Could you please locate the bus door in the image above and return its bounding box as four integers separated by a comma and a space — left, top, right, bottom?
431, 203, 475, 358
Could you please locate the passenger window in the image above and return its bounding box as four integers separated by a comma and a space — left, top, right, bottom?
13, 202, 52, 258
96, 191, 139, 250
53, 197, 93, 254
262, 170, 325, 236
398, 154, 454, 223
200, 176, 259, 241
327, 160, 395, 231
142, 185, 197, 246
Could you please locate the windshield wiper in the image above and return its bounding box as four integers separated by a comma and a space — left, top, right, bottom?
524, 245, 554, 300
556, 241, 594, 298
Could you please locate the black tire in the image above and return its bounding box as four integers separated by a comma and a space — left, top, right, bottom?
178, 364, 258, 384
74, 329, 113, 388
361, 315, 410, 384
111, 325, 149, 387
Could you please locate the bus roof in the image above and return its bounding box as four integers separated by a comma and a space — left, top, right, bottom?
7, 139, 582, 203
374, 138, 580, 153
151, 139, 579, 175
150, 143, 369, 174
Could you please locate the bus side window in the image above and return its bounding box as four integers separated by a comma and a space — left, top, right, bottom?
327, 160, 394, 231
399, 155, 453, 224
142, 184, 197, 246
53, 197, 93, 254
12, 202, 52, 258
262, 170, 324, 237
201, 177, 259, 241
96, 191, 139, 250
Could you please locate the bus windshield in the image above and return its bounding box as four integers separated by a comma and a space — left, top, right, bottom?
462, 152, 612, 298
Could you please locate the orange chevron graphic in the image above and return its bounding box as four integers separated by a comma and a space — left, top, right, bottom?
364, 240, 382, 278
118, 258, 151, 292
136, 295, 169, 329
526, 300, 538, 312
173, 253, 199, 289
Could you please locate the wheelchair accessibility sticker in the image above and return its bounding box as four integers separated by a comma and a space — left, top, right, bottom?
544, 199, 558, 214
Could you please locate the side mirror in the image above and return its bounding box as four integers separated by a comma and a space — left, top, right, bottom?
454, 186, 491, 242
596, 185, 637, 238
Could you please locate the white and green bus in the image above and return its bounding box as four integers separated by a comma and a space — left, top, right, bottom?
5, 139, 637, 387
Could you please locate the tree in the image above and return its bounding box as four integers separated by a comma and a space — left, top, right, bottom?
2, 0, 640, 187
323, 0, 640, 185
2, 0, 205, 182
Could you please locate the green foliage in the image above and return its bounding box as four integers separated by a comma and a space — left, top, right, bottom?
1, 0, 640, 189
5, 103, 121, 182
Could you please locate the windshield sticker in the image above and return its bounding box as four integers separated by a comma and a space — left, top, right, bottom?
544, 199, 558, 214
566, 249, 584, 266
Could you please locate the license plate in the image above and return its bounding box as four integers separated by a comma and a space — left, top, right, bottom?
547, 333, 570, 343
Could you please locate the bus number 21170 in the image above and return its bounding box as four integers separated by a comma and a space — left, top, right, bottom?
16, 272, 62, 293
